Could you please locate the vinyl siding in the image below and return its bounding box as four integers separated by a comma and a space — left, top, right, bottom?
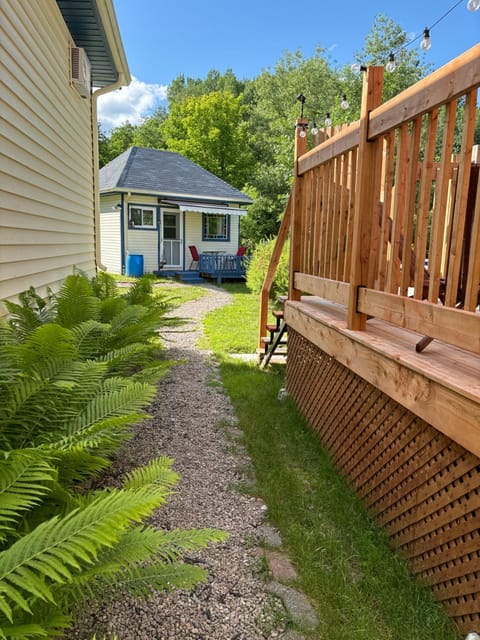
0, 0, 96, 311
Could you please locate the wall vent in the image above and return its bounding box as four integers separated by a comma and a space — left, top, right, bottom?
70, 47, 91, 98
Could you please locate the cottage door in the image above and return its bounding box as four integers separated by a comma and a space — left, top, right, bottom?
160, 211, 182, 269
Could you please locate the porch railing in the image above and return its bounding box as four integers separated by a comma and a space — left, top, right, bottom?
259, 44, 480, 356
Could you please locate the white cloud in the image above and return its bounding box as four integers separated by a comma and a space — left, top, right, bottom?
97, 76, 168, 132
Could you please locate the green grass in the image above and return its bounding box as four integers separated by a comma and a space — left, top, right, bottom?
201, 282, 265, 353
201, 283, 460, 640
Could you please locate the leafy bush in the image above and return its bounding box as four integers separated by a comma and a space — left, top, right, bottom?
246, 237, 290, 300
0, 272, 226, 639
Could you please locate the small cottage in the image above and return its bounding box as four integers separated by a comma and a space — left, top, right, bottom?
99, 147, 253, 275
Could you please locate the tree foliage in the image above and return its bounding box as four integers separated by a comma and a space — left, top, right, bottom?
162, 90, 253, 189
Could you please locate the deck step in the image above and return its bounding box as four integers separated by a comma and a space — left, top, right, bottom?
175, 271, 204, 283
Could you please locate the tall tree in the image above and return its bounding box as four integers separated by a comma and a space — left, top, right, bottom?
162, 91, 253, 189
167, 69, 245, 106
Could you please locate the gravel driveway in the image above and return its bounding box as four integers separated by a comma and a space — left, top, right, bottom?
72, 283, 286, 639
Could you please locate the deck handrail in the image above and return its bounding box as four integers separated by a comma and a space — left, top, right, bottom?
267, 44, 480, 356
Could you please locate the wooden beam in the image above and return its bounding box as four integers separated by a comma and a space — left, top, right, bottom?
347, 66, 384, 329
285, 301, 480, 458
357, 288, 480, 355
369, 44, 480, 139
257, 194, 292, 349
297, 122, 360, 175
294, 273, 350, 306
289, 118, 309, 302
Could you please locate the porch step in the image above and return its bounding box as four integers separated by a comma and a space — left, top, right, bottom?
175, 271, 204, 284
259, 319, 288, 369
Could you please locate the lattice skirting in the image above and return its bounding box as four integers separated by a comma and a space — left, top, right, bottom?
286, 328, 480, 633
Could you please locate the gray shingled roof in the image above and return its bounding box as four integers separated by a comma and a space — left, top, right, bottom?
99, 147, 253, 204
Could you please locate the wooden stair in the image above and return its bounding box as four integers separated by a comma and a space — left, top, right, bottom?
259, 309, 287, 369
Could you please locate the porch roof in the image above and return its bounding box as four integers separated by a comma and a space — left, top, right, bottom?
163, 200, 248, 216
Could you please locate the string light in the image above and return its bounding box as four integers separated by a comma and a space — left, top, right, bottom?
420, 27, 431, 51
324, 112, 332, 127
341, 94, 350, 109
386, 53, 396, 73
311, 120, 319, 136
351, 0, 476, 72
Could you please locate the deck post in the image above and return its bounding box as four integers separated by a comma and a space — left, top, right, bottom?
347, 66, 384, 330
288, 117, 309, 302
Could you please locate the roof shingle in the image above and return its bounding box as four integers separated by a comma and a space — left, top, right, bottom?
99, 147, 253, 204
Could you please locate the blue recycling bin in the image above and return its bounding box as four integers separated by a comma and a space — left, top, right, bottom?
125, 254, 144, 277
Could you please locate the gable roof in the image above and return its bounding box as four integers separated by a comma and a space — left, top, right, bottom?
99, 147, 253, 205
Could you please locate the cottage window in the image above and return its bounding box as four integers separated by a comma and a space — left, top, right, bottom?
202, 214, 229, 240
129, 206, 156, 229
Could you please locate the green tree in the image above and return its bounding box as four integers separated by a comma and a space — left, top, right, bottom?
167, 69, 245, 106
133, 106, 168, 149
162, 91, 253, 188
106, 121, 137, 162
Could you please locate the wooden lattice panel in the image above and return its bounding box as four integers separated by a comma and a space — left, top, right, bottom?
286, 328, 480, 633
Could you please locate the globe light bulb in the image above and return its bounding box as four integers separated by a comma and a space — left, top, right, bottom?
351, 62, 361, 73
465, 633, 480, 640
420, 28, 431, 51
311, 123, 319, 136
467, 0, 480, 10
299, 128, 307, 138
341, 94, 349, 110
324, 113, 332, 127
386, 53, 396, 73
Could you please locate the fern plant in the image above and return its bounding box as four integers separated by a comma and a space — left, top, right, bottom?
0, 271, 227, 639
0, 454, 227, 639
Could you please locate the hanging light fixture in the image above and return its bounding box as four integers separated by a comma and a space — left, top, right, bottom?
324, 112, 332, 127
311, 120, 319, 136
420, 27, 432, 50
467, 0, 480, 9
341, 93, 349, 109
386, 52, 396, 73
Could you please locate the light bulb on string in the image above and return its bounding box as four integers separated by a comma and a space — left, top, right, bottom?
341, 94, 349, 110
299, 127, 307, 138
324, 112, 332, 127
386, 53, 396, 73
351, 62, 361, 73
420, 28, 431, 51
467, 0, 480, 10
311, 121, 319, 136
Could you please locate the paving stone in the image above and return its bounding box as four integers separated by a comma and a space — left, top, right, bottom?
256, 523, 283, 547
280, 631, 308, 640
265, 550, 298, 581
267, 582, 319, 631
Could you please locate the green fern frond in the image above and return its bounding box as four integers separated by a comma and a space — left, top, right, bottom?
63, 381, 155, 437
0, 488, 167, 621
123, 456, 179, 491
70, 321, 110, 359
0, 605, 70, 639
20, 325, 78, 370
54, 275, 100, 328
0, 453, 56, 540
49, 414, 139, 453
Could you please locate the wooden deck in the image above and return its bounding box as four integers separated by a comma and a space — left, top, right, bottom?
198, 253, 246, 284
285, 296, 480, 457
258, 45, 480, 631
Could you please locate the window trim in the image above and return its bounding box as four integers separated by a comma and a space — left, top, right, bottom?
128, 205, 157, 229
202, 213, 230, 241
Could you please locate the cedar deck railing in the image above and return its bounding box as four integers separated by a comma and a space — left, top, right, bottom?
258, 45, 480, 632
259, 44, 480, 356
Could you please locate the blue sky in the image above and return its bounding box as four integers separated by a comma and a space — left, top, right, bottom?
98, 0, 479, 130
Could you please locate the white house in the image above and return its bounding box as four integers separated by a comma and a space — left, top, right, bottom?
0, 0, 130, 311
99, 146, 253, 275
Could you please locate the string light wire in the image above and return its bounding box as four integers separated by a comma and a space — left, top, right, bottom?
389, 0, 466, 64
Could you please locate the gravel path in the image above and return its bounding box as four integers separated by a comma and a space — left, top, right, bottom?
72, 283, 286, 640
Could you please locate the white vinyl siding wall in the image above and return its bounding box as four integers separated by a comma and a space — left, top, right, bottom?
184, 211, 240, 257
0, 0, 96, 310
